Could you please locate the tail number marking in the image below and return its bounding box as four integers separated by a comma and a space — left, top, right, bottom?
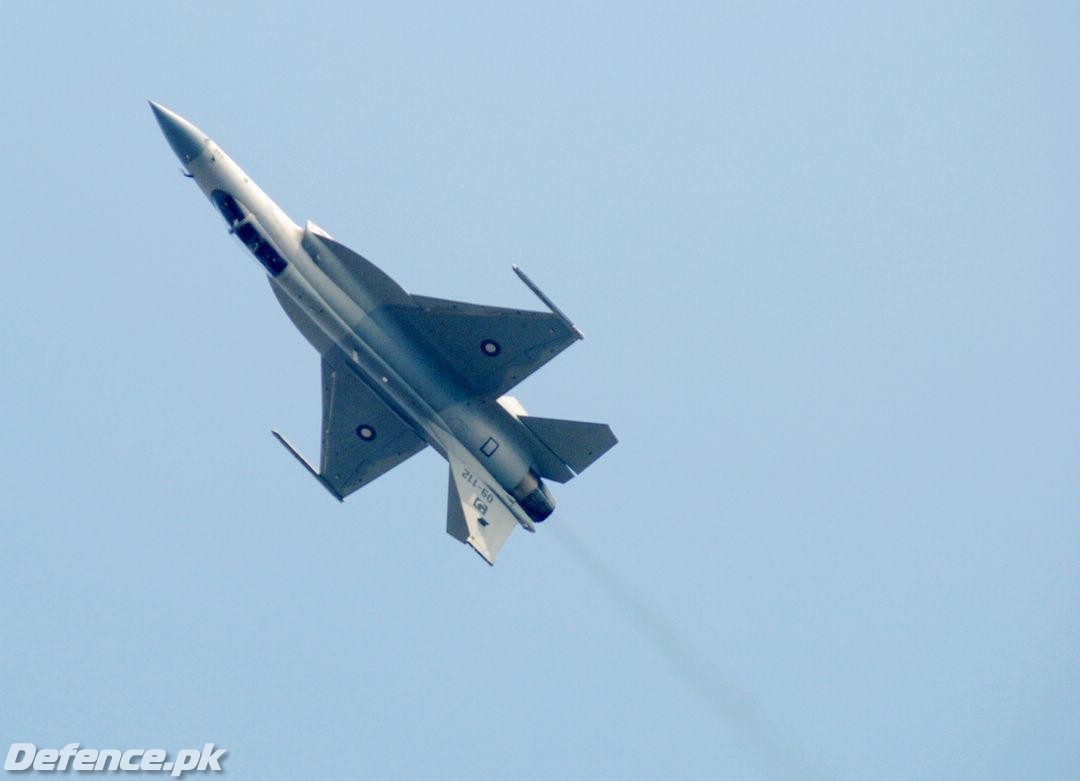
460, 468, 496, 506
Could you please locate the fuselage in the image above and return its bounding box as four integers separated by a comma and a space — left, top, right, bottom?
152, 103, 553, 530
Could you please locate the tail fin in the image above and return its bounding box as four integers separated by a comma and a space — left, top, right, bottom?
446, 459, 518, 565
518, 416, 618, 476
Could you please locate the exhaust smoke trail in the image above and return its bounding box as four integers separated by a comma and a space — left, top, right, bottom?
549, 523, 828, 781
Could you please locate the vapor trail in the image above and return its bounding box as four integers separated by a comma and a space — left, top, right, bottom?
549, 523, 828, 781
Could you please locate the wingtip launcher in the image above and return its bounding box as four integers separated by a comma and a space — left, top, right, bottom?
512, 265, 585, 341
271, 430, 344, 502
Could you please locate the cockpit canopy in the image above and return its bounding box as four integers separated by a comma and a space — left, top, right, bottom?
210, 189, 287, 276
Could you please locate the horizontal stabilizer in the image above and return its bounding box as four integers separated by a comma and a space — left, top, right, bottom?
518, 416, 617, 475
446, 459, 518, 565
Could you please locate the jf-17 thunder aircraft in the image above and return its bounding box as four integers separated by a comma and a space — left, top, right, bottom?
150, 102, 616, 565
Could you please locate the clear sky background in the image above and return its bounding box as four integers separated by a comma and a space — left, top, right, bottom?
1, 3, 1077, 779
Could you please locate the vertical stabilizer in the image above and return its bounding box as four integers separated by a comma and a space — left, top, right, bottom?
446, 459, 518, 565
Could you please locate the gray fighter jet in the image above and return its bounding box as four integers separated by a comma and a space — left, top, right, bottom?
150, 102, 616, 565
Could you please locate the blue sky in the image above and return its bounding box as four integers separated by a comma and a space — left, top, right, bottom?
1, 3, 1077, 779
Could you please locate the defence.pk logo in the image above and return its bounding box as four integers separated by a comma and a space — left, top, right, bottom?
4, 743, 226, 776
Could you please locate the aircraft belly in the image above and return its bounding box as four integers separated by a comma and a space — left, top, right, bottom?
275, 246, 541, 531
289, 252, 458, 403
439, 403, 528, 482
274, 264, 356, 353
278, 252, 540, 534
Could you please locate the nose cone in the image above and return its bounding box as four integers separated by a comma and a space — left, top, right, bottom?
149, 101, 208, 165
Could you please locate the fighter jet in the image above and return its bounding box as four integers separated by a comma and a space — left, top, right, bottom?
150, 101, 616, 565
